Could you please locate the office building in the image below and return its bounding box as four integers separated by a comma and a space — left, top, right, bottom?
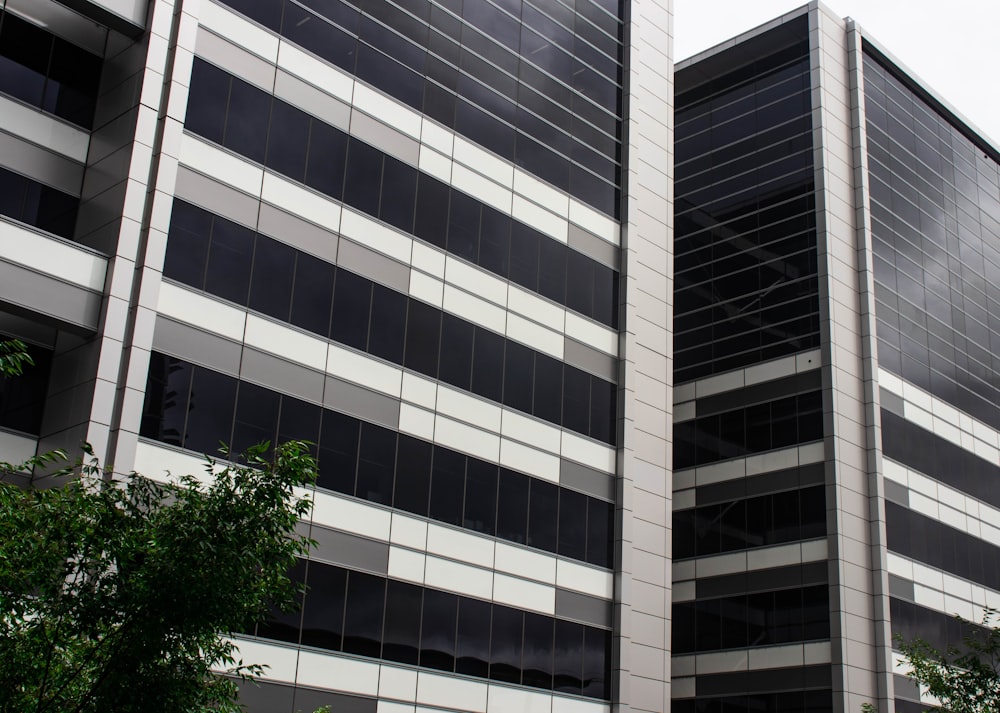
1, 1, 997, 712
0, 0, 672, 711
672, 4, 1000, 713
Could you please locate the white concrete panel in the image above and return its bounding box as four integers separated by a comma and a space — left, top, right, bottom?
378, 666, 418, 702
326, 344, 402, 397
501, 409, 562, 454
408, 271, 444, 309
452, 163, 512, 214
389, 513, 428, 550
353, 84, 422, 140
199, 1, 279, 61
0, 95, 89, 162
444, 256, 508, 306
276, 40, 354, 103
507, 285, 564, 332
423, 556, 493, 600
340, 208, 412, 264
555, 560, 613, 599
400, 372, 438, 410
180, 134, 263, 196
512, 195, 568, 243
0, 430, 37, 465
410, 242, 445, 279
228, 638, 297, 682
156, 282, 246, 342
442, 285, 508, 334
311, 490, 391, 541
494, 542, 556, 584
426, 523, 494, 569
261, 172, 340, 231
513, 171, 569, 218
436, 387, 502, 433
486, 685, 551, 713
416, 671, 488, 712
506, 313, 563, 359
568, 200, 618, 245
244, 314, 327, 371
299, 650, 380, 696
564, 312, 617, 355
499, 438, 560, 483
0, 220, 106, 290
453, 135, 513, 188
492, 573, 555, 614
560, 432, 616, 474
398, 403, 436, 442
433, 414, 500, 462
387, 545, 426, 585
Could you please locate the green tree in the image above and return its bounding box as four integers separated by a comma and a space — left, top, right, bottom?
895, 608, 1000, 713
0, 338, 33, 377
0, 346, 318, 713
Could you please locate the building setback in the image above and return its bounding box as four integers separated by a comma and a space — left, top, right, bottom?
0, 1, 998, 712
672, 4, 1000, 713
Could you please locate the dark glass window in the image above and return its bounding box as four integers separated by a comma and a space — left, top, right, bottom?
0, 167, 78, 240
299, 561, 345, 650
490, 605, 523, 684
382, 579, 422, 664
0, 337, 52, 435
342, 570, 385, 658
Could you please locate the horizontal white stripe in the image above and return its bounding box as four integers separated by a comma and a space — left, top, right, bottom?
0, 219, 107, 291
672, 441, 826, 491
134, 442, 614, 603
178, 133, 618, 358
879, 368, 1000, 462
671, 641, 831, 677
156, 270, 616, 480
887, 551, 1000, 620
674, 348, 822, 404
672, 538, 828, 582
883, 458, 1000, 546
223, 637, 611, 713
198, 0, 619, 247
0, 95, 89, 163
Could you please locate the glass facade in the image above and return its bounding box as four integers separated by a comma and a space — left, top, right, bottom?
674, 18, 819, 384
217, 0, 624, 216
865, 50, 1000, 432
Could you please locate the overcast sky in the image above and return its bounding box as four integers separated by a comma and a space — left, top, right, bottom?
674, 0, 1000, 147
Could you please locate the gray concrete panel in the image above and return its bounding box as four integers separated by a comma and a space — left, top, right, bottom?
555, 588, 612, 628
174, 166, 260, 230
0, 261, 102, 331
350, 109, 420, 167
257, 202, 339, 264
323, 376, 400, 431
241, 348, 326, 406
560, 458, 614, 501
337, 237, 410, 294
564, 337, 618, 383
274, 70, 351, 133
567, 223, 618, 270
0, 131, 85, 195
152, 315, 243, 377
306, 524, 390, 576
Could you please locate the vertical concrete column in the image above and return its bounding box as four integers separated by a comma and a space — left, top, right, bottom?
106, 0, 200, 473
37, 0, 187, 472
810, 5, 891, 711
845, 19, 896, 713
616, 1, 673, 711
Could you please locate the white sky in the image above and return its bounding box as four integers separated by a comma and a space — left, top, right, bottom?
674, 0, 1000, 148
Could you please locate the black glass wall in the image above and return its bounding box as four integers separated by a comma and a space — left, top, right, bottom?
0, 167, 79, 240
185, 59, 618, 329
255, 559, 611, 699
164, 200, 616, 444
216, 0, 623, 216
674, 19, 819, 384
0, 10, 102, 128
140, 353, 613, 567
864, 50, 1000, 432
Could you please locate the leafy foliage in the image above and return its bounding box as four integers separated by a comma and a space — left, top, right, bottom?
0, 441, 317, 713
0, 338, 33, 378
895, 608, 1000, 713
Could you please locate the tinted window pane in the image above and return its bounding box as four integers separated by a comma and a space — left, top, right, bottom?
521, 612, 554, 689
342, 571, 385, 657
330, 269, 371, 349
490, 605, 523, 684
305, 120, 348, 199
382, 580, 422, 664
420, 589, 457, 671
356, 423, 396, 504
497, 469, 529, 545
248, 237, 295, 321
404, 298, 441, 376
464, 459, 497, 535
527, 479, 557, 552
290, 252, 335, 336
232, 381, 279, 455
343, 139, 383, 216
317, 410, 359, 494
206, 215, 254, 305
394, 434, 432, 517
439, 314, 474, 390
164, 200, 211, 288
267, 101, 310, 181
300, 561, 346, 650
224, 78, 270, 163
430, 447, 465, 526
471, 328, 504, 402
368, 284, 407, 363
184, 367, 237, 455
503, 341, 534, 413
455, 597, 491, 678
